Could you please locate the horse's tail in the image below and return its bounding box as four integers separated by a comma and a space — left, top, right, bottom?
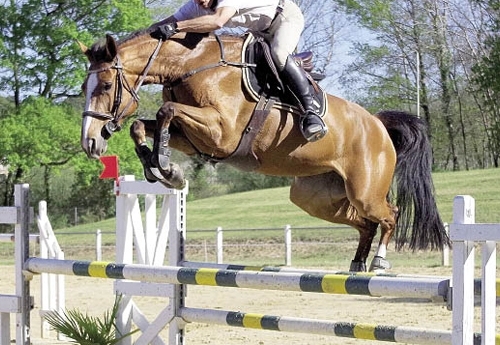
375, 110, 450, 251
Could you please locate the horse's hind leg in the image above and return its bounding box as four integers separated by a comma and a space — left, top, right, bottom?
350, 221, 379, 272
344, 169, 398, 271
366, 198, 399, 271
290, 174, 381, 272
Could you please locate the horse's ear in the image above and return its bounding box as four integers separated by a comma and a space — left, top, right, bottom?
105, 34, 118, 61
77, 41, 88, 54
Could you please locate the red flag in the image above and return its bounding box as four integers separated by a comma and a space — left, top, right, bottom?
99, 156, 119, 180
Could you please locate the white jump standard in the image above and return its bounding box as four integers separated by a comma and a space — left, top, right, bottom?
3, 181, 499, 345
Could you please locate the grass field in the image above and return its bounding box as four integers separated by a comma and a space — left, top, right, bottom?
1, 168, 500, 269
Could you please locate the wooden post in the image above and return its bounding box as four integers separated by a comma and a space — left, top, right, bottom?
284, 225, 292, 266
15, 184, 31, 345
216, 227, 223, 264
451, 195, 475, 345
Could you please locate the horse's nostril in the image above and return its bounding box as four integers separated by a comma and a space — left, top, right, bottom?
86, 138, 96, 157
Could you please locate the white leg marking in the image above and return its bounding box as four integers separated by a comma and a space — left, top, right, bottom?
375, 243, 387, 258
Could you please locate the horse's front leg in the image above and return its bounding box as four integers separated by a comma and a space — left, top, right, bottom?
151, 102, 187, 189
130, 119, 172, 184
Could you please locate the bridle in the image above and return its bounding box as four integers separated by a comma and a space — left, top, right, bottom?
82, 40, 163, 139
83, 35, 253, 139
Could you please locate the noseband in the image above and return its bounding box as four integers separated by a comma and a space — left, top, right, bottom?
82, 40, 163, 138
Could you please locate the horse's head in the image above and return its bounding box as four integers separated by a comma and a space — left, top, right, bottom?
79, 34, 139, 158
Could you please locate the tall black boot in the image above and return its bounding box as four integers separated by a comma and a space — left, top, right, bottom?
281, 55, 328, 142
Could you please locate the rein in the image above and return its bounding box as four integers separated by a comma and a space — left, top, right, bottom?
164, 35, 256, 102
82, 39, 164, 138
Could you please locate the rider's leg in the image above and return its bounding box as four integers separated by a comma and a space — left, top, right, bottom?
268, 1, 327, 142
280, 56, 328, 142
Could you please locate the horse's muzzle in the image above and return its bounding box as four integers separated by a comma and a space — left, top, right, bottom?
82, 137, 108, 159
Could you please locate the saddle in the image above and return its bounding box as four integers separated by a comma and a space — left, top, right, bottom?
241, 32, 328, 117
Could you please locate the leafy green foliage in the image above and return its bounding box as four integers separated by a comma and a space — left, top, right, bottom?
44, 295, 137, 345
470, 0, 500, 166
0, 1, 153, 225
0, 1, 152, 102
0, 98, 80, 175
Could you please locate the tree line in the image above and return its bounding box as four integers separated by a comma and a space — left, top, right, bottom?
0, 0, 499, 229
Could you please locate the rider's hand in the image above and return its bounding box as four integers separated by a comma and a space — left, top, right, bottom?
151, 22, 178, 41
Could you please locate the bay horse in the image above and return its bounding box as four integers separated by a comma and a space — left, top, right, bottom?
79, 29, 449, 272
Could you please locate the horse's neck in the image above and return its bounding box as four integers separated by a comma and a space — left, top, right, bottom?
119, 34, 243, 86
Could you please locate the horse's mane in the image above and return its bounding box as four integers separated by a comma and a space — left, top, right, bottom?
119, 27, 246, 46
86, 28, 153, 62
87, 28, 246, 62
117, 28, 152, 45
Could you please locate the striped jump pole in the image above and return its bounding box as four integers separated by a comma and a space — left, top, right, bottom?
183, 261, 500, 299
180, 307, 461, 345
26, 258, 448, 300
25, 258, 500, 344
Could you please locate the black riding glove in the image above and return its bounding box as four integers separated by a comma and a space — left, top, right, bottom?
151, 22, 178, 41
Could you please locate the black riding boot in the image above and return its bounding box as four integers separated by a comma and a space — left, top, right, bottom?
281, 56, 328, 142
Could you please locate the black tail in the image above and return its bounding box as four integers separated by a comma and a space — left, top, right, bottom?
376, 110, 450, 251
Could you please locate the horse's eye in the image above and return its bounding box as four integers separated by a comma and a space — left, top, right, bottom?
103, 82, 112, 91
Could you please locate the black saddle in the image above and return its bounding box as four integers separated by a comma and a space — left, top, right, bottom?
241, 33, 327, 117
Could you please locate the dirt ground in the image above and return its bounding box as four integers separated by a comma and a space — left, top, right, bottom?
2, 265, 497, 345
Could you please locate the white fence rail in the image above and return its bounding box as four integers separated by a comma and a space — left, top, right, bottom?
53, 223, 451, 268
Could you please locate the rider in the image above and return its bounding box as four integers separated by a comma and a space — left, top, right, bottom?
150, 0, 328, 142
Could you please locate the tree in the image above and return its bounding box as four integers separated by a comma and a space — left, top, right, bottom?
337, 0, 498, 170
0, 98, 80, 205
471, 0, 500, 166
0, 0, 152, 104
0, 1, 153, 225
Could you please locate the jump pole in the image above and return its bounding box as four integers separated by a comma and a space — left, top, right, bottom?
24, 258, 500, 345
25, 258, 450, 300
179, 307, 453, 344
182, 261, 500, 299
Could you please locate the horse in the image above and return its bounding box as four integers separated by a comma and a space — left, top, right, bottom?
79, 29, 449, 272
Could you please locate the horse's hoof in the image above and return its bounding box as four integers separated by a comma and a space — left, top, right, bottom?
158, 176, 186, 190
168, 167, 186, 190
157, 178, 176, 189
160, 162, 186, 190
369, 256, 392, 272
349, 261, 367, 272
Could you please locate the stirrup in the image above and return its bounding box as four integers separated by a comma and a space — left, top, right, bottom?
300, 113, 328, 142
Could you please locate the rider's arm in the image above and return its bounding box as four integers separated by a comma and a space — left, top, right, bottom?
176, 6, 236, 32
